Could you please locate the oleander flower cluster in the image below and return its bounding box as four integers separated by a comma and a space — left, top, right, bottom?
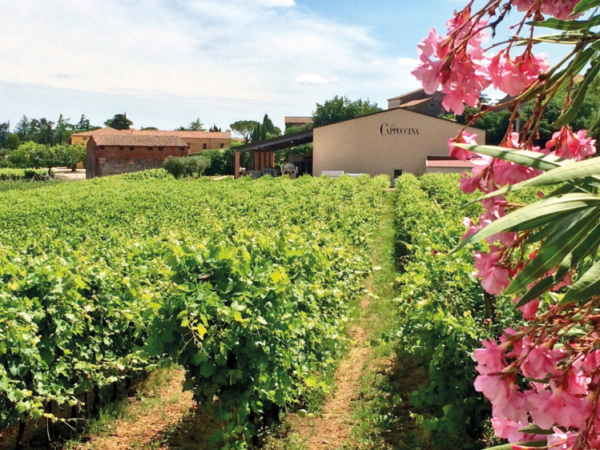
412, 1, 571, 115
475, 316, 600, 449
414, 1, 600, 447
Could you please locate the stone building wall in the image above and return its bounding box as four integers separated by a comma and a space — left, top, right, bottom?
86, 144, 189, 178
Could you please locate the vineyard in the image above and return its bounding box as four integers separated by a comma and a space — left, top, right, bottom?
0, 174, 389, 448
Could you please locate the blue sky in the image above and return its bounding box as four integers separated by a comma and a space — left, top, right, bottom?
0, 0, 567, 134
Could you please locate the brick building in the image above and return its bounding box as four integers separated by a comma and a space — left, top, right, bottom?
72, 128, 232, 154
86, 134, 189, 179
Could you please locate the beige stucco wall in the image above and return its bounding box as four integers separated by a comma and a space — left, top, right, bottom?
313, 108, 485, 178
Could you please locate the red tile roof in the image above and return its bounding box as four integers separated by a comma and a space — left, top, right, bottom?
91, 135, 189, 147
426, 158, 476, 168
399, 98, 433, 108
285, 116, 313, 125
72, 128, 231, 139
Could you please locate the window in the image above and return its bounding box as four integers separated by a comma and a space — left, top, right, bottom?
220, 143, 225, 149
83, 137, 88, 141
119, 146, 124, 150
100, 146, 105, 150
202, 143, 208, 150
393, 169, 403, 178
148, 147, 153, 151
158, 147, 164, 151
129, 147, 134, 150
179, 147, 185, 151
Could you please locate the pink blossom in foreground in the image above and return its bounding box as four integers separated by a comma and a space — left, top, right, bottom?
546, 127, 597, 161
412, 13, 491, 114
489, 51, 550, 96
473, 246, 510, 295
513, 0, 582, 19
448, 130, 479, 160
514, 297, 540, 320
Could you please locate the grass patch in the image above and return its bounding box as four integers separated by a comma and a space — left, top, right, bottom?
347, 193, 433, 450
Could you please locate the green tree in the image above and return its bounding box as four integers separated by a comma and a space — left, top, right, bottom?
105, 113, 133, 130
37, 118, 55, 146
75, 114, 92, 132
230, 120, 259, 143
14, 116, 31, 141
8, 141, 38, 168
0, 122, 9, 148
312, 96, 381, 127
250, 114, 281, 143
209, 125, 221, 132
54, 114, 71, 145
5, 134, 20, 150
57, 144, 86, 172
141, 127, 159, 130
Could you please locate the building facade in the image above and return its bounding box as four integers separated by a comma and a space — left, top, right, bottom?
72, 128, 232, 154
312, 107, 484, 179
86, 135, 189, 178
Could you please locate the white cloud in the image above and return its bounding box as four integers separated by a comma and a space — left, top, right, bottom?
371, 61, 383, 66
295, 74, 333, 85
398, 57, 420, 69
0, 0, 422, 130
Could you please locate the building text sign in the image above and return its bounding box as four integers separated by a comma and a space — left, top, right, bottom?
380, 124, 420, 136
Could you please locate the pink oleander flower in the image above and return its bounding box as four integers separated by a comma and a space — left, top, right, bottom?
546, 428, 577, 449
528, 387, 565, 430
491, 418, 537, 443
479, 206, 517, 247
489, 51, 550, 97
448, 131, 478, 160
412, 12, 491, 114
462, 217, 480, 240
513, 0, 582, 19
546, 127, 597, 161
521, 342, 558, 380
541, 0, 582, 20
474, 338, 507, 375
473, 246, 511, 295
514, 297, 540, 320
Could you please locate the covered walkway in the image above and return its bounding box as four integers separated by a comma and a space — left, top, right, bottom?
234, 129, 313, 178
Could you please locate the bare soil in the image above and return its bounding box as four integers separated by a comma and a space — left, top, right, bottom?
286, 297, 372, 450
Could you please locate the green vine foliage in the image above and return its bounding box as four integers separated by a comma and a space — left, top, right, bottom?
393, 174, 523, 449
0, 174, 388, 447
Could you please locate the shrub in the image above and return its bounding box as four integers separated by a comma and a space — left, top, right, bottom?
393, 174, 521, 449
164, 155, 210, 178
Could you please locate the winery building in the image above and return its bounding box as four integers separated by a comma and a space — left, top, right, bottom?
234, 99, 485, 179
86, 135, 189, 179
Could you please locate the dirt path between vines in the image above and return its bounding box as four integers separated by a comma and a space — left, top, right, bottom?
284, 291, 372, 449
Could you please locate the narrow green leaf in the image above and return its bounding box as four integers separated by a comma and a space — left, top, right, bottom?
507, 209, 599, 294
561, 259, 600, 304
518, 424, 558, 435
486, 440, 547, 450
555, 56, 600, 128
530, 15, 600, 30
515, 276, 556, 307
487, 158, 600, 201
454, 194, 600, 252
574, 0, 600, 15
452, 145, 568, 171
